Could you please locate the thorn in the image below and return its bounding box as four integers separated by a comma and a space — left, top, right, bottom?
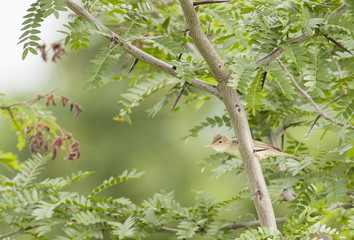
170, 82, 189, 114
261, 71, 267, 90
108, 38, 116, 50
178, 53, 183, 60
308, 114, 321, 136
251, 190, 262, 200
128, 59, 139, 74
328, 92, 347, 105
325, 35, 353, 55
206, 21, 211, 39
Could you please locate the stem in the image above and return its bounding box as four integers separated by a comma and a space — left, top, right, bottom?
276, 58, 354, 130
0, 225, 39, 239
179, 0, 277, 229
193, 1, 230, 6
159, 218, 287, 233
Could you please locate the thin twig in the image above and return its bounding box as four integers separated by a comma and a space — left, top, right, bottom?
0, 224, 39, 239
254, 3, 348, 66
326, 202, 353, 211
254, 34, 313, 66
0, 88, 60, 109
159, 217, 287, 233
307, 43, 348, 134
322, 42, 347, 104
276, 58, 354, 130
193, 0, 230, 6
226, 218, 287, 229
323, 42, 343, 79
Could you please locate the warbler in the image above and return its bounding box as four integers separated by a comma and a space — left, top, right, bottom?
205, 134, 300, 160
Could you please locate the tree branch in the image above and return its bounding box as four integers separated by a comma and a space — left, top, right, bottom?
179, 0, 277, 229
326, 202, 353, 211
65, 0, 221, 98
159, 217, 286, 234
325, 3, 348, 24
193, 0, 230, 6
255, 3, 348, 66
159, 217, 287, 234
254, 34, 313, 66
0, 225, 39, 239
225, 218, 286, 229
276, 58, 354, 130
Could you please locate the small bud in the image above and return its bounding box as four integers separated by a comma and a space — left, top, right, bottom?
64, 132, 72, 139
51, 97, 56, 106
25, 125, 34, 134
70, 102, 74, 112
39, 123, 50, 132
44, 141, 49, 152
74, 104, 83, 118
61, 96, 69, 107
45, 95, 52, 106
65, 140, 81, 161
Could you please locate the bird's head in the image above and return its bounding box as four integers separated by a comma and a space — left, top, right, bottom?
205, 134, 234, 153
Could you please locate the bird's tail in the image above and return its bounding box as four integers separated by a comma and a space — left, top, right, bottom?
279, 152, 301, 161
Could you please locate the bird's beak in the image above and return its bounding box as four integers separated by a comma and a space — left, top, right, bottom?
205, 144, 213, 148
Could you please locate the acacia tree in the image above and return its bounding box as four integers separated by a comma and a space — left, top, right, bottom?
0, 0, 353, 239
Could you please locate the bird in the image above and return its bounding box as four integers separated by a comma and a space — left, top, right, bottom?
205, 133, 300, 160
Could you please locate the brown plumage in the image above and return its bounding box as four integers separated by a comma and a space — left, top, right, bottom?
205, 134, 300, 160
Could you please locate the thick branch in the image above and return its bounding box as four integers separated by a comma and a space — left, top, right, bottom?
276, 58, 354, 130
65, 0, 220, 98
179, 0, 277, 229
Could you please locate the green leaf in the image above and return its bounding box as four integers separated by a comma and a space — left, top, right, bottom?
90, 169, 145, 196
111, 216, 136, 239
22, 48, 29, 60
245, 70, 264, 115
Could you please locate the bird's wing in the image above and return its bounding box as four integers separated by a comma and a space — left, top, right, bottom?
253, 140, 282, 152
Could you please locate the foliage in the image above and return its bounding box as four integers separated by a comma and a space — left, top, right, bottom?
18, 0, 67, 60
3, 0, 354, 239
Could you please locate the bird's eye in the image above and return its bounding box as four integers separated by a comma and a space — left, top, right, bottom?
218, 140, 222, 144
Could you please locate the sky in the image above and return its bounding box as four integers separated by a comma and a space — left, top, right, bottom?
0, 1, 69, 95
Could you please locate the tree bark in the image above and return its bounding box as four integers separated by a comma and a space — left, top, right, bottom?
179, 0, 277, 229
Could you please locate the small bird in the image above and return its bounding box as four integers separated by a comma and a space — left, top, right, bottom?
205, 134, 300, 160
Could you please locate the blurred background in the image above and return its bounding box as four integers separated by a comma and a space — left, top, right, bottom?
0, 1, 347, 239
